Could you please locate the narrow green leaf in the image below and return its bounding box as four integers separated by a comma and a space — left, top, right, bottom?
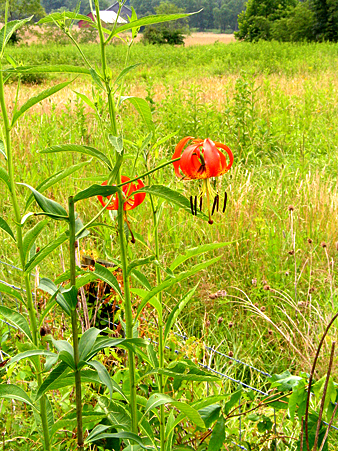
108, 135, 123, 154
121, 96, 154, 133
25, 233, 68, 274
0, 167, 10, 191
0, 305, 32, 341
0, 384, 35, 408
92, 263, 122, 298
79, 328, 102, 361
19, 183, 68, 219
0, 217, 15, 241
0, 18, 33, 53
40, 144, 112, 170
114, 64, 141, 85
62, 286, 78, 311
12, 81, 72, 125
88, 360, 114, 400
36, 362, 69, 400
73, 184, 119, 203
59, 350, 75, 369
90, 68, 105, 90
38, 277, 71, 316
22, 219, 49, 262
6, 350, 55, 367
109, 12, 197, 38
131, 270, 152, 290
135, 257, 221, 320
164, 284, 199, 342
170, 242, 233, 271
25, 161, 91, 211
0, 139, 6, 159
39, 11, 94, 24
6, 65, 90, 75
127, 256, 155, 276
50, 412, 105, 440
73, 91, 97, 112
208, 417, 225, 451
87, 337, 148, 361
86, 431, 147, 447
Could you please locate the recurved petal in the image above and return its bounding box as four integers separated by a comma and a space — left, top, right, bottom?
202, 139, 222, 177
180, 143, 204, 179
172, 136, 194, 178
214, 142, 234, 174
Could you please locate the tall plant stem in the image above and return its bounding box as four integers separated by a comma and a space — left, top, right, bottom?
68, 197, 84, 451
150, 195, 165, 451
94, 0, 118, 136
116, 186, 138, 433
0, 69, 51, 451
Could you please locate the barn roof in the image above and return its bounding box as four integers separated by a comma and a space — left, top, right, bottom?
93, 10, 127, 24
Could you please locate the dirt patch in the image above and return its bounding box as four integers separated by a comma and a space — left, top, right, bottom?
184, 33, 236, 46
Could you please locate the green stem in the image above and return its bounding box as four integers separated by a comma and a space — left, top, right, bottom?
69, 197, 84, 451
94, 0, 118, 136
150, 194, 166, 451
0, 68, 51, 451
116, 174, 138, 433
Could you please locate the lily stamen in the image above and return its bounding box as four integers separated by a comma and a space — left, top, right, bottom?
223, 192, 228, 213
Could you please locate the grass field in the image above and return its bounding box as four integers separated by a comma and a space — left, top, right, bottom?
2, 38, 338, 448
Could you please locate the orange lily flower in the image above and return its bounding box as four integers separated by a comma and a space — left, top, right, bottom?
97, 176, 146, 243
97, 176, 146, 211
172, 137, 234, 224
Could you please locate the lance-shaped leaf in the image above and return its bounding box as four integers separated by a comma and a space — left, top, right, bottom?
19, 183, 68, 220
0, 217, 15, 241
127, 255, 156, 276
120, 96, 154, 133
6, 65, 90, 75
22, 219, 49, 262
62, 286, 78, 311
39, 277, 71, 316
0, 17, 33, 53
25, 232, 68, 274
0, 384, 35, 408
87, 337, 148, 361
39, 11, 95, 24
12, 81, 72, 126
108, 135, 123, 154
0, 167, 10, 191
208, 417, 225, 451
91, 263, 122, 298
25, 161, 91, 211
135, 257, 221, 320
74, 184, 119, 203
36, 362, 69, 400
107, 11, 198, 39
5, 350, 56, 367
86, 428, 147, 447
114, 64, 141, 86
164, 284, 198, 342
87, 360, 115, 400
79, 327, 102, 361
133, 184, 208, 220
40, 144, 112, 170
0, 306, 32, 341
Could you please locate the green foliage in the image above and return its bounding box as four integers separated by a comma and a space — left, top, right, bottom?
271, 1, 315, 41
0, 0, 45, 22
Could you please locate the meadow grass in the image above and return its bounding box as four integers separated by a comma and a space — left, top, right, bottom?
2, 39, 338, 387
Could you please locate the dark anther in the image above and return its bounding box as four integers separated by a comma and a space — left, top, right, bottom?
216, 194, 219, 212
211, 195, 218, 216
194, 196, 197, 216
200, 196, 202, 211
223, 192, 228, 213
190, 196, 194, 215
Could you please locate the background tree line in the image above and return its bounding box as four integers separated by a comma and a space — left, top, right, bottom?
1, 0, 338, 41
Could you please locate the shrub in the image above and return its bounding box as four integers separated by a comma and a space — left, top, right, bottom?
142, 27, 185, 45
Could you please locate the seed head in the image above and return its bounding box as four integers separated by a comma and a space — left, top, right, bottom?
217, 316, 223, 325
288, 205, 294, 211
285, 271, 289, 276
288, 250, 294, 256
268, 329, 273, 335
205, 320, 211, 328
252, 278, 257, 286
263, 284, 270, 291
308, 238, 313, 244
228, 322, 234, 328
321, 241, 327, 248
228, 350, 234, 357
260, 306, 266, 312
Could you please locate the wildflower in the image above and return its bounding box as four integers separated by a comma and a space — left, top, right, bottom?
97, 176, 146, 211
97, 176, 146, 243
172, 137, 234, 224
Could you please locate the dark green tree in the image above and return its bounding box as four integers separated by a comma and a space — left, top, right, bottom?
235, 0, 297, 40
310, 0, 338, 41
0, 0, 45, 22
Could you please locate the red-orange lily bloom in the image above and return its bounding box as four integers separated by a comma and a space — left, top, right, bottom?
172, 137, 233, 180
97, 176, 146, 211
172, 137, 234, 224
